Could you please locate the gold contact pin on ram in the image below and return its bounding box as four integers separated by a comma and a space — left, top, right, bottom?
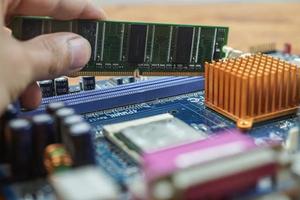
205, 54, 300, 130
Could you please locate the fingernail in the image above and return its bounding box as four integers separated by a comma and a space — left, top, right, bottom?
68, 37, 91, 69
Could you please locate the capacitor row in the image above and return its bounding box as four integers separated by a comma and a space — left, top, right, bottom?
38, 76, 96, 98
0, 102, 95, 182
39, 76, 137, 98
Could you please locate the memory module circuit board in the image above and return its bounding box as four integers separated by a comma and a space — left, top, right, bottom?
10, 17, 229, 76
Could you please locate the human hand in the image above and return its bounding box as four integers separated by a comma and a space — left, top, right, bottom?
0, 0, 106, 114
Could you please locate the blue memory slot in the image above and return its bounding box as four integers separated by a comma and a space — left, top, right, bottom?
42, 77, 183, 104
21, 76, 205, 116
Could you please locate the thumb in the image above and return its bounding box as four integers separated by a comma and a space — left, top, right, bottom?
21, 32, 91, 80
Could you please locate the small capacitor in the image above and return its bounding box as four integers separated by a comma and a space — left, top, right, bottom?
116, 78, 123, 85
44, 144, 73, 174
46, 102, 65, 115
128, 77, 136, 83
54, 108, 75, 142
63, 115, 84, 129
61, 115, 84, 145
0, 105, 18, 163
9, 118, 33, 180
68, 122, 95, 167
54, 77, 69, 96
32, 114, 56, 177
80, 76, 96, 91
39, 80, 55, 97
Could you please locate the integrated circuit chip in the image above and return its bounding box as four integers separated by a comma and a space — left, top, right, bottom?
152, 25, 171, 64
21, 19, 42, 40
77, 21, 97, 62
103, 22, 123, 63
174, 27, 194, 64
103, 114, 206, 162
128, 25, 147, 63
51, 20, 72, 33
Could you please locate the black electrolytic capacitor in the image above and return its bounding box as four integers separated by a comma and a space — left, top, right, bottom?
68, 122, 95, 167
0, 105, 18, 163
54, 108, 75, 143
46, 102, 65, 115
128, 77, 136, 83
80, 76, 96, 91
61, 115, 84, 145
116, 78, 123, 85
54, 77, 69, 96
32, 114, 56, 177
9, 118, 33, 181
38, 80, 55, 97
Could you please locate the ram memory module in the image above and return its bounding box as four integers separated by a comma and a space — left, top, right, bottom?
10, 17, 229, 76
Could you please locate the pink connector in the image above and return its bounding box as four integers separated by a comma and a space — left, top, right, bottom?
142, 131, 278, 200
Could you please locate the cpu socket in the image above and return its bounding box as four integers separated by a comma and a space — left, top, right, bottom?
103, 113, 206, 163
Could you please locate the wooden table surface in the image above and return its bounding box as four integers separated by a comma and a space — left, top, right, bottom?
104, 2, 300, 53
70, 2, 300, 83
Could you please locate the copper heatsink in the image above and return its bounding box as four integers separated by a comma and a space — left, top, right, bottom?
205, 54, 300, 130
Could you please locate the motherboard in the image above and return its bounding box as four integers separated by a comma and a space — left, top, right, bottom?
0, 17, 299, 200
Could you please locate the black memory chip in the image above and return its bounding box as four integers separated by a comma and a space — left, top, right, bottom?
128, 25, 147, 63
21, 19, 42, 40
77, 21, 97, 61
173, 27, 194, 64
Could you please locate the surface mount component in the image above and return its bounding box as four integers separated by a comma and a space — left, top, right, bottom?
10, 17, 229, 76
205, 54, 300, 130
103, 113, 206, 163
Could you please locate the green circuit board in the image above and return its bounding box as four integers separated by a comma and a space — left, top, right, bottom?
10, 17, 229, 76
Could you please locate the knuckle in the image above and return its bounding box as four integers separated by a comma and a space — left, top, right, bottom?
41, 36, 71, 76
6, 0, 21, 13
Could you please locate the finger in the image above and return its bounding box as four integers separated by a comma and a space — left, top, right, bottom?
8, 0, 106, 20
2, 27, 11, 36
21, 32, 91, 80
19, 82, 42, 110
0, 1, 4, 27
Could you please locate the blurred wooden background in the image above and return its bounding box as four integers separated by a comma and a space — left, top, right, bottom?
103, 2, 300, 53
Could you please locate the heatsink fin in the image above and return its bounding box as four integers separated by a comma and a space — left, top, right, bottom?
205, 54, 300, 130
